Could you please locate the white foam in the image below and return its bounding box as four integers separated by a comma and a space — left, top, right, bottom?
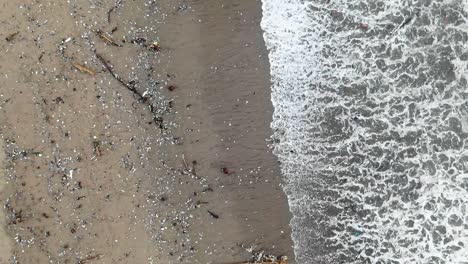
261, 0, 468, 263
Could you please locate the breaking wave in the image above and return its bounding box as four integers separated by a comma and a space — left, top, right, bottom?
261, 0, 468, 263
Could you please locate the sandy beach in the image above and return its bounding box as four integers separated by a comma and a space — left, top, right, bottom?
0, 0, 294, 263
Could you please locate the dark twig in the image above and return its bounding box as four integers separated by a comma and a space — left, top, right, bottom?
38, 51, 44, 63
94, 52, 164, 128
207, 210, 219, 219
95, 53, 144, 100
107, 0, 122, 24
107, 7, 115, 23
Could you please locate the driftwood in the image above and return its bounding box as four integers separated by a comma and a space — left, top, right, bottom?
72, 62, 96, 75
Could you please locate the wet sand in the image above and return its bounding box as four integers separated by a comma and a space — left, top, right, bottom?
0, 0, 294, 263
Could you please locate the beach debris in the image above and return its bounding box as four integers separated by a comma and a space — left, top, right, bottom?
95, 53, 142, 99
167, 85, 176, 91
96, 52, 168, 129
0, 98, 11, 108
6, 204, 24, 225
107, 0, 122, 23
54, 96, 64, 104
196, 200, 208, 206
120, 154, 134, 171
202, 186, 214, 193
107, 7, 116, 23
96, 29, 122, 47
130, 37, 147, 46
178, 4, 188, 11
173, 136, 183, 145
5, 31, 19, 42
182, 154, 194, 175
222, 167, 234, 175
150, 41, 161, 51
240, 245, 288, 264
38, 51, 45, 62
92, 140, 102, 156
159, 194, 168, 202
191, 160, 197, 175
128, 38, 161, 52
240, 256, 287, 264
207, 210, 219, 219
78, 254, 103, 264
72, 62, 97, 75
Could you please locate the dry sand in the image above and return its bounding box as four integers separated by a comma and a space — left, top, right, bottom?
0, 0, 294, 263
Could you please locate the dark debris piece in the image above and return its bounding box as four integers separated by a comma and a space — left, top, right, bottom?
207, 210, 219, 219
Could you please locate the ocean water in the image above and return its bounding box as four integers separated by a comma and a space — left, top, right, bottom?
261, 0, 468, 263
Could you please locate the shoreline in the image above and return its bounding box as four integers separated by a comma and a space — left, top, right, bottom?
158, 0, 295, 262
0, 0, 294, 263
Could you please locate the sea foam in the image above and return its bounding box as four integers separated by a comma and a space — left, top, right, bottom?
261, 0, 468, 263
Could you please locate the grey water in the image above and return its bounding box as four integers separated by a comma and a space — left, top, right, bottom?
261, 0, 468, 263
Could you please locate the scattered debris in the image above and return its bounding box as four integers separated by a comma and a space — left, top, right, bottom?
95, 52, 166, 129
182, 155, 191, 174
222, 167, 234, 175
202, 186, 214, 193
92, 141, 102, 156
96, 30, 122, 47
6, 204, 24, 225
72, 62, 97, 75
240, 257, 287, 264
0, 98, 11, 108
95, 53, 143, 100
0, 2, 293, 264
38, 51, 45, 63
128, 38, 160, 52
130, 37, 148, 46
207, 210, 219, 219
78, 254, 103, 264
150, 41, 161, 51
159, 194, 168, 202
240, 245, 288, 264
96, 54, 134, 93
107, 0, 122, 23
191, 160, 197, 175
5, 31, 19, 42
54, 96, 64, 104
